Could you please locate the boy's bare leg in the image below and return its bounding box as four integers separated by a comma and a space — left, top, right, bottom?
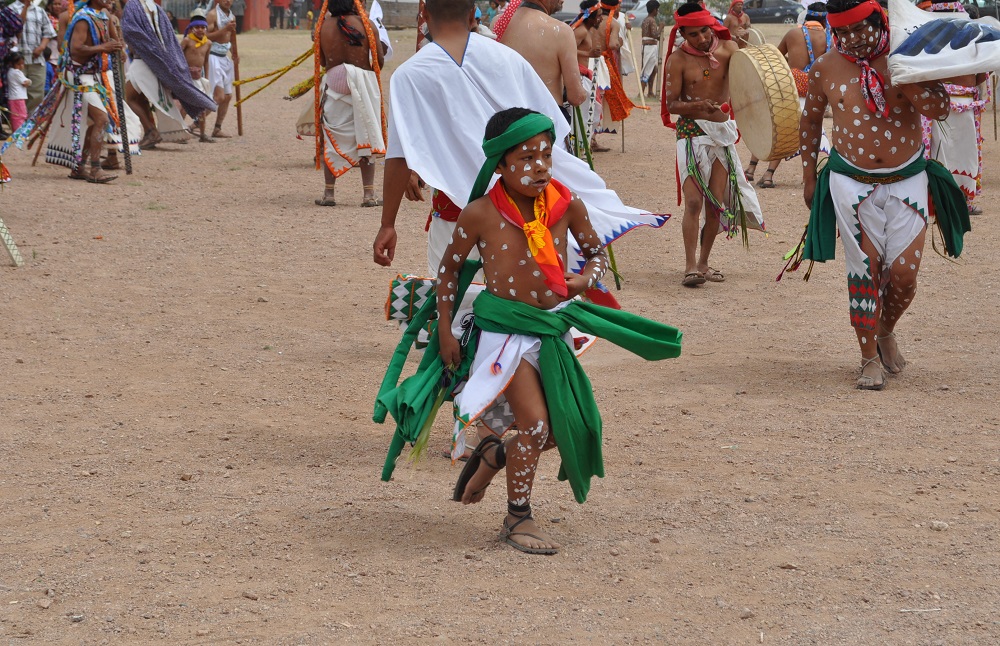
213, 88, 233, 137
316, 157, 337, 206
500, 359, 560, 553
855, 232, 883, 387
126, 82, 160, 148
86, 105, 116, 183
695, 159, 726, 275
360, 157, 381, 206
680, 176, 706, 282
198, 114, 213, 143
877, 228, 926, 374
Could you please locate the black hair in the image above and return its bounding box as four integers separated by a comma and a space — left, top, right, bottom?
676, 2, 703, 16
485, 108, 553, 162
425, 0, 476, 22
827, 0, 884, 27
328, 0, 357, 17
5, 52, 24, 67
805, 2, 827, 25
646, 0, 660, 13
580, 0, 598, 9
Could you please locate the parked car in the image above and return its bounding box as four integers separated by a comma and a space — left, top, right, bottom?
963, 0, 998, 18
742, 0, 801, 23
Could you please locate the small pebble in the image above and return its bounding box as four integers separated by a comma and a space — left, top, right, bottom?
740, 608, 754, 619
649, 536, 660, 544
930, 521, 949, 531
242, 591, 259, 601
196, 629, 210, 636
36, 599, 51, 609
257, 297, 268, 303
609, 548, 620, 556
938, 385, 950, 391
779, 562, 800, 570
70, 614, 84, 623
180, 473, 193, 482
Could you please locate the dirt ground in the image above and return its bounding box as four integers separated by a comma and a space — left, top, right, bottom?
2, 24, 1000, 645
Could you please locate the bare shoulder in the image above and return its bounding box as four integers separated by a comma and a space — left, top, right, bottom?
459, 196, 496, 231
720, 39, 739, 55
565, 194, 589, 222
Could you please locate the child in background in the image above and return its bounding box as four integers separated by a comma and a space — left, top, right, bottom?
5, 53, 31, 131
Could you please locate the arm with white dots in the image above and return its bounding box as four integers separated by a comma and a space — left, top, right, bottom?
436, 206, 482, 345
896, 81, 950, 122
799, 63, 829, 198
567, 198, 610, 295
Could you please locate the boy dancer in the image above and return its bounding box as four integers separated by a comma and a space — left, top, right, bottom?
205, 0, 237, 138
181, 15, 213, 143
375, 109, 682, 555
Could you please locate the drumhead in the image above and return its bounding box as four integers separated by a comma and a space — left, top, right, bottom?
729, 45, 800, 161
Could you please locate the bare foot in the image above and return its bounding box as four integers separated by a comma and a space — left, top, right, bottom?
212, 128, 232, 139
857, 356, 885, 391
501, 513, 561, 555
877, 332, 906, 375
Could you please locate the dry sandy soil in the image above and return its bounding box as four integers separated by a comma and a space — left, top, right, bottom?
2, 24, 1000, 645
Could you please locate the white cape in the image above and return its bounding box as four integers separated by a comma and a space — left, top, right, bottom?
387, 34, 668, 274
888, 0, 1000, 84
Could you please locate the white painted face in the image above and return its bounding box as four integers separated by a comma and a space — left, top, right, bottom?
497, 132, 554, 199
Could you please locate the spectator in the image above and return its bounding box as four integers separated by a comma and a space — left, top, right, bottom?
5, 52, 31, 131
232, 0, 246, 33
10, 0, 57, 112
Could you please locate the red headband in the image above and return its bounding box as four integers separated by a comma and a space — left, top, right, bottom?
730, 0, 742, 8
674, 8, 723, 27
827, 0, 884, 28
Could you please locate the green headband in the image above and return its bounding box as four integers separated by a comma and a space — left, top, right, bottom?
468, 113, 557, 203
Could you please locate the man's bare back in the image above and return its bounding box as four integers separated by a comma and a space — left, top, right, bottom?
320, 13, 384, 70
574, 19, 601, 67
500, 1, 586, 106
778, 24, 827, 71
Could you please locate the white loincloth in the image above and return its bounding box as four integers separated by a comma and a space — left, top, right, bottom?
615, 13, 634, 76
829, 148, 928, 330
297, 64, 385, 178
449, 295, 574, 460
676, 118, 765, 231
385, 35, 667, 277
640, 43, 658, 82
207, 52, 234, 95
126, 59, 192, 142
194, 75, 211, 97
44, 73, 118, 168
927, 96, 979, 202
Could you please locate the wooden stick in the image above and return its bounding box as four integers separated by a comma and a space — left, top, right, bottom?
31, 117, 52, 167
621, 116, 625, 153
231, 31, 244, 136
993, 73, 997, 141
112, 51, 132, 174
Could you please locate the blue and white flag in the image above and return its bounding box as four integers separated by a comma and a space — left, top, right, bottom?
888, 0, 1000, 84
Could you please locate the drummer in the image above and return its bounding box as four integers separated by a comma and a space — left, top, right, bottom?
723, 0, 751, 48
746, 2, 831, 188
661, 2, 764, 287
799, 0, 969, 390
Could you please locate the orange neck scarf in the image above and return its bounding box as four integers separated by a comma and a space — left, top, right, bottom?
488, 179, 572, 299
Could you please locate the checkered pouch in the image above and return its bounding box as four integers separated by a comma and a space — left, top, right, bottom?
385, 274, 437, 322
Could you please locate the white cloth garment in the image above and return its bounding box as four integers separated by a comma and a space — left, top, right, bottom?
126, 58, 192, 142
676, 118, 765, 231
296, 63, 385, 178
207, 53, 234, 94
6, 68, 28, 101
386, 33, 668, 275
640, 43, 658, 82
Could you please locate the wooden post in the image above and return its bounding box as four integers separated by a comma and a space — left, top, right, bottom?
232, 31, 244, 136
628, 29, 645, 109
